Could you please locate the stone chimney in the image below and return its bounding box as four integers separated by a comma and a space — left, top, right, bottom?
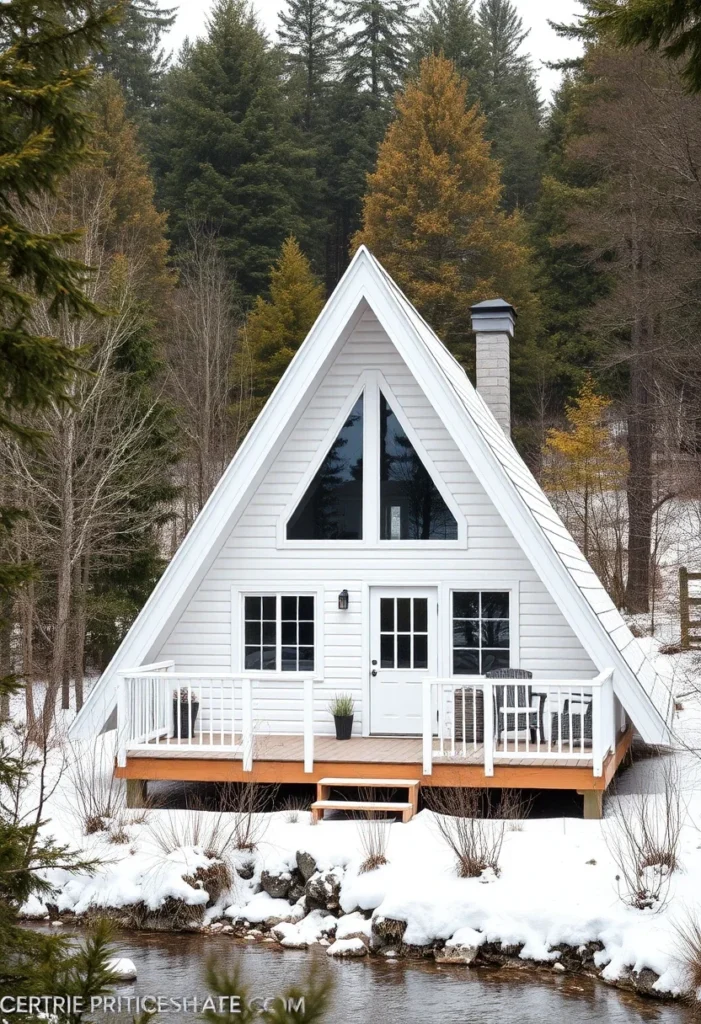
470, 298, 517, 436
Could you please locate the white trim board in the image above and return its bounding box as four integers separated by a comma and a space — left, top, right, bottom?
69, 247, 673, 745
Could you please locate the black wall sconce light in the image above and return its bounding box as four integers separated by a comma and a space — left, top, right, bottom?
338, 589, 349, 610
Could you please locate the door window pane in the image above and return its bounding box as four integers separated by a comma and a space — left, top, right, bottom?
287, 396, 363, 540
397, 597, 411, 632
453, 591, 510, 675
378, 596, 429, 670
397, 634, 411, 668
380, 393, 458, 540
413, 634, 428, 669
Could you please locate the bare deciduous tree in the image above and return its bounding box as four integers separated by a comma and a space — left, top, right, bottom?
166, 225, 252, 545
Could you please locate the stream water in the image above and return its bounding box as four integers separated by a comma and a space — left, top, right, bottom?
96, 931, 693, 1023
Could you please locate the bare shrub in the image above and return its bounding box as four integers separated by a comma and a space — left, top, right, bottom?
281, 792, 311, 824
674, 910, 701, 999
107, 813, 130, 845
604, 759, 684, 910
146, 783, 276, 859
424, 787, 511, 878
68, 739, 125, 835
215, 782, 277, 851
146, 801, 234, 861
356, 788, 392, 873
357, 815, 391, 873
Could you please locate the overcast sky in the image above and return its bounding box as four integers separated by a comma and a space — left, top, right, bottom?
165, 0, 584, 100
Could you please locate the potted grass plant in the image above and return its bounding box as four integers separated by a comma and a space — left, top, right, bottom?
329, 693, 355, 740
173, 687, 199, 739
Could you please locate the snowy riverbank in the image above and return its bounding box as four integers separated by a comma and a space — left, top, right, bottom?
13, 639, 701, 1003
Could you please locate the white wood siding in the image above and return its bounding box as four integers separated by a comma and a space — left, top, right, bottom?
158, 309, 596, 734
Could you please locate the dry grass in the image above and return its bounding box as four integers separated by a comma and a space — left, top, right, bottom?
281, 792, 311, 824
357, 788, 392, 873
214, 781, 278, 851
604, 759, 684, 911
423, 787, 516, 878
676, 912, 701, 996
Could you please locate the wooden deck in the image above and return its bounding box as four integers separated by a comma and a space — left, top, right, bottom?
129, 733, 594, 768
115, 728, 633, 794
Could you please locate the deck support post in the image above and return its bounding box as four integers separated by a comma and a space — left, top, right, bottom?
126, 778, 148, 809
579, 789, 604, 820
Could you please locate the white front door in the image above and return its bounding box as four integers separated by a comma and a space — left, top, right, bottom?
370, 587, 437, 735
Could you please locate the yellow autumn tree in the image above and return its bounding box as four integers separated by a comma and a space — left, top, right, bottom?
354, 54, 536, 370
233, 237, 325, 422
544, 377, 629, 601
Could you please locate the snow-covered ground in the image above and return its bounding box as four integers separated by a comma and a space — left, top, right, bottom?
10, 639, 701, 1001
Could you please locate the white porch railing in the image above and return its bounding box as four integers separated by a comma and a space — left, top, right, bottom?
422, 669, 616, 778
117, 666, 316, 774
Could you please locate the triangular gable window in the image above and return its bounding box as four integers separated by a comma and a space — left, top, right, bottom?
287, 395, 364, 540
380, 393, 458, 540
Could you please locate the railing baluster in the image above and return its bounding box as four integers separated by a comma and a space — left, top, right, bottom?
483, 680, 494, 777
422, 678, 433, 775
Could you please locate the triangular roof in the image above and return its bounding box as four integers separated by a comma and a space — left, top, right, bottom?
70, 247, 674, 744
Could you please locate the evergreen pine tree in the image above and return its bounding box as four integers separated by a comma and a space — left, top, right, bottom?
529, 75, 611, 409
476, 0, 544, 210
355, 54, 536, 373
412, 0, 544, 211
412, 0, 485, 87
339, 0, 417, 99
152, 0, 318, 301
234, 237, 325, 419
0, 2, 124, 1005
96, 0, 177, 114
317, 80, 391, 289
278, 0, 338, 130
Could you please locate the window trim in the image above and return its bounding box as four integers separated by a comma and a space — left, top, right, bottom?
445, 584, 520, 677
277, 371, 467, 549
231, 586, 325, 678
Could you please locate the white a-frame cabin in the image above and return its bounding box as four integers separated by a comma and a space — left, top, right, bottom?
69, 247, 673, 818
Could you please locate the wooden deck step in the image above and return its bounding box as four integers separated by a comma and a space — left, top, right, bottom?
311, 799, 414, 823
314, 775, 421, 822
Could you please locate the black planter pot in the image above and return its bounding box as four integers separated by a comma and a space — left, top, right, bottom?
333, 714, 353, 740
173, 698, 200, 739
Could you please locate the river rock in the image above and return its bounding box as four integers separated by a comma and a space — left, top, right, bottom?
371, 916, 407, 943
305, 870, 342, 913
631, 968, 663, 998
236, 861, 255, 881
296, 851, 318, 882
327, 938, 368, 958
288, 881, 306, 903
435, 927, 484, 965
260, 871, 292, 900
272, 922, 309, 949
107, 958, 137, 981
336, 912, 371, 942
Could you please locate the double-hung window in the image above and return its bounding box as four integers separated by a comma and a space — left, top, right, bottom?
452, 591, 510, 675
244, 595, 315, 672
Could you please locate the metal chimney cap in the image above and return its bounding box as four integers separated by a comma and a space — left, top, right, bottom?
470, 298, 517, 337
